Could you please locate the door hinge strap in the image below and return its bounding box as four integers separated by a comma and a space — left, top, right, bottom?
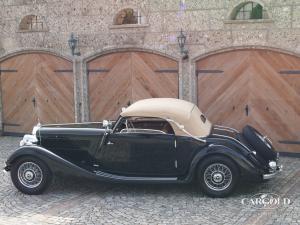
154, 69, 178, 73
278, 140, 300, 145
0, 69, 18, 75
196, 69, 223, 75
279, 70, 300, 75
88, 69, 110, 74
3, 123, 21, 127
54, 69, 73, 73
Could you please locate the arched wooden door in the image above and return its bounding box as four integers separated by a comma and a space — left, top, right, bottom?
196, 49, 300, 153
88, 51, 179, 121
0, 53, 75, 134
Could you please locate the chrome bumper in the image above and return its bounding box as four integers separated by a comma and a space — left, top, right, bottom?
263, 165, 283, 180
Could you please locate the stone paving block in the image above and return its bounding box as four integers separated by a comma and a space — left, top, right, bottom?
0, 136, 299, 224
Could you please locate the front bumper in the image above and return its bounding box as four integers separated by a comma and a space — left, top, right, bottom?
3, 162, 11, 172
262, 165, 283, 180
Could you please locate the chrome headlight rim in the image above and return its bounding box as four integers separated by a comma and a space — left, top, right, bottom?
268, 161, 277, 170
20, 134, 38, 147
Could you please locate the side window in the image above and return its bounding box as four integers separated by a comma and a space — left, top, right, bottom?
115, 117, 175, 135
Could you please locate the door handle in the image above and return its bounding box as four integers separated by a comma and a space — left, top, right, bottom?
107, 141, 114, 145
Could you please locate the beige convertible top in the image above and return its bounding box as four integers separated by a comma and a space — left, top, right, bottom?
120, 98, 212, 137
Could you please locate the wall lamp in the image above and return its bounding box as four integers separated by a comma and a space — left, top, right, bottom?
68, 33, 81, 56
177, 29, 189, 60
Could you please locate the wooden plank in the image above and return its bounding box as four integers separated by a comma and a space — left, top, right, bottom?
131, 52, 178, 102
1, 54, 38, 133
196, 49, 300, 153
88, 52, 179, 122
0, 53, 75, 133
35, 54, 74, 125
88, 52, 132, 121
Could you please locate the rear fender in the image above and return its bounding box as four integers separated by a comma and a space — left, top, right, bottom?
184, 144, 263, 182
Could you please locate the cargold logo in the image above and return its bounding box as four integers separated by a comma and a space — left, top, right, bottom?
241, 193, 291, 209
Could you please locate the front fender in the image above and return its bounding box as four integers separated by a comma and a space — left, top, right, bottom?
5, 145, 97, 180
184, 144, 263, 182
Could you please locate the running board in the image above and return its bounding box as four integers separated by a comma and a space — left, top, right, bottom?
94, 170, 178, 183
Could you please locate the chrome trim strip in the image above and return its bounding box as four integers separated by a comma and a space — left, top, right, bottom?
94, 170, 178, 181
42, 122, 101, 126
120, 128, 166, 134
212, 134, 252, 152
214, 125, 239, 133
214, 127, 235, 133
41, 121, 116, 127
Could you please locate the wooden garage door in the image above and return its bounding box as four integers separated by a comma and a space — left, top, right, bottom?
197, 49, 300, 153
0, 53, 74, 134
88, 51, 178, 121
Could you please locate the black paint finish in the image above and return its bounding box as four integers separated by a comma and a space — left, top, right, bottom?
5, 122, 277, 183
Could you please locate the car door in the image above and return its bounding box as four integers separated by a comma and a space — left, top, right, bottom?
95, 131, 177, 177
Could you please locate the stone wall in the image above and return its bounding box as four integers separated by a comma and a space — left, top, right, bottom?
0, 0, 299, 121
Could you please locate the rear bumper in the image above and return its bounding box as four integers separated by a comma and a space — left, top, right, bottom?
262, 165, 282, 180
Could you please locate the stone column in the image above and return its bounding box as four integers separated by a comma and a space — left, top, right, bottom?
80, 59, 90, 122
73, 56, 82, 122
190, 61, 198, 104
179, 58, 195, 103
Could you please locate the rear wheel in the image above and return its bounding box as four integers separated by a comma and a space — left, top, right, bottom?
197, 155, 239, 197
11, 157, 52, 195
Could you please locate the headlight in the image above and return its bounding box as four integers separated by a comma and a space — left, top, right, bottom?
20, 135, 38, 147
268, 161, 277, 170
32, 123, 41, 136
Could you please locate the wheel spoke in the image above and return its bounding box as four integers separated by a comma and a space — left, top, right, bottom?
17, 162, 43, 189
204, 163, 232, 192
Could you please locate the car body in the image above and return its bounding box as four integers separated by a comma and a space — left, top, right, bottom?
4, 98, 282, 197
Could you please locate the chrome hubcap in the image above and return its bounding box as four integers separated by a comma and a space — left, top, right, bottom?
212, 173, 223, 183
24, 171, 34, 180
18, 162, 43, 188
204, 163, 232, 191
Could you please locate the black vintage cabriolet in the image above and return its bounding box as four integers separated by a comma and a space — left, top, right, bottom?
4, 98, 281, 197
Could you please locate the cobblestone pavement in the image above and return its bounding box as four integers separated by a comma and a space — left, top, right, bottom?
0, 136, 299, 225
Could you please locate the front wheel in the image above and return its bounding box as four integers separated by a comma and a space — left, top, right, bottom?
197, 156, 239, 197
11, 157, 52, 195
